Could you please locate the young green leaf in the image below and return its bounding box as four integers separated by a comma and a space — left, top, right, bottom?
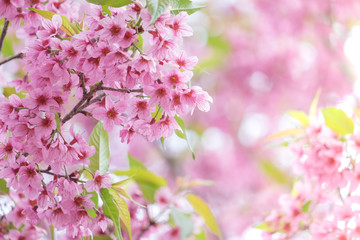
160, 137, 166, 150
174, 115, 195, 159
186, 194, 222, 239
309, 89, 321, 117
2, 87, 26, 99
146, 0, 171, 24
193, 229, 206, 240
86, 0, 133, 7
287, 111, 309, 127
102, 5, 112, 15
128, 154, 147, 170
171, 207, 194, 240
28, 8, 78, 36
93, 236, 112, 240
301, 200, 311, 213
109, 189, 132, 240
88, 122, 110, 175
259, 160, 291, 185
0, 179, 9, 194
112, 186, 145, 207
55, 113, 61, 132
170, 0, 205, 15
254, 222, 273, 231
113, 169, 167, 202
322, 107, 354, 135
174, 115, 185, 131
100, 188, 123, 240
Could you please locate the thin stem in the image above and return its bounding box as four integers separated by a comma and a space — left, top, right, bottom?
61, 82, 103, 124
101, 86, 143, 93
78, 72, 87, 95
0, 53, 23, 66
0, 19, 9, 54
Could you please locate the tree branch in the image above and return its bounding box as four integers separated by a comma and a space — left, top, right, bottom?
101, 86, 143, 93
0, 53, 24, 66
0, 19, 9, 54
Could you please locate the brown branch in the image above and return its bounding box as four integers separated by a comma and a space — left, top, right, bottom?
61, 80, 143, 124
101, 86, 143, 93
78, 72, 87, 95
0, 19, 9, 54
61, 82, 103, 124
0, 53, 24, 66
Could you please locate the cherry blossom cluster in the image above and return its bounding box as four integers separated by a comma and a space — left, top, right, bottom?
260, 111, 360, 240
0, 0, 212, 238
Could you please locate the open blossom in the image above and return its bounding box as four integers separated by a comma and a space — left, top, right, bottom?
38, 14, 62, 39
92, 97, 127, 131
85, 170, 112, 192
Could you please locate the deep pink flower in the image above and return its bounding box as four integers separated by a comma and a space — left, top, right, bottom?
92, 97, 127, 131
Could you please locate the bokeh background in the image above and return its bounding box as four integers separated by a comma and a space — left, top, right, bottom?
124, 0, 360, 239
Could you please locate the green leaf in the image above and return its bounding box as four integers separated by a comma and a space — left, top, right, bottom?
194, 229, 207, 240
89, 121, 110, 175
55, 113, 61, 132
136, 34, 143, 50
174, 115, 195, 160
2, 87, 26, 99
171, 207, 194, 240
146, 0, 171, 24
28, 8, 78, 36
175, 129, 186, 139
102, 5, 112, 15
113, 169, 167, 202
170, 0, 205, 15
86, 0, 133, 7
93, 236, 112, 240
0, 179, 9, 194
259, 160, 290, 185
160, 137, 166, 150
287, 111, 309, 127
90, 191, 99, 209
112, 186, 145, 207
1, 36, 14, 56
301, 200, 311, 213
128, 154, 147, 170
322, 107, 354, 135
186, 194, 222, 239
254, 222, 273, 232
100, 188, 123, 240
109, 189, 132, 240
174, 115, 185, 131
309, 89, 321, 117
151, 106, 162, 122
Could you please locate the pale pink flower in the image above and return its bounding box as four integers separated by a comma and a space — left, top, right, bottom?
85, 170, 112, 192
38, 14, 62, 39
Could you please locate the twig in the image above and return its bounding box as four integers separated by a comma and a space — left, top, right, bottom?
62, 82, 103, 123
78, 72, 87, 95
0, 53, 24, 66
101, 86, 143, 93
0, 19, 9, 54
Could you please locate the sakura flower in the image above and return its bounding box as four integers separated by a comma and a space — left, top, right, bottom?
100, 15, 126, 43
167, 12, 193, 39
38, 14, 63, 39
85, 170, 112, 192
29, 113, 57, 137
92, 97, 127, 131
23, 87, 58, 111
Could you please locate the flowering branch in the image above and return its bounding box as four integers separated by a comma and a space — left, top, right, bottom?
0, 19, 9, 54
0, 53, 24, 66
